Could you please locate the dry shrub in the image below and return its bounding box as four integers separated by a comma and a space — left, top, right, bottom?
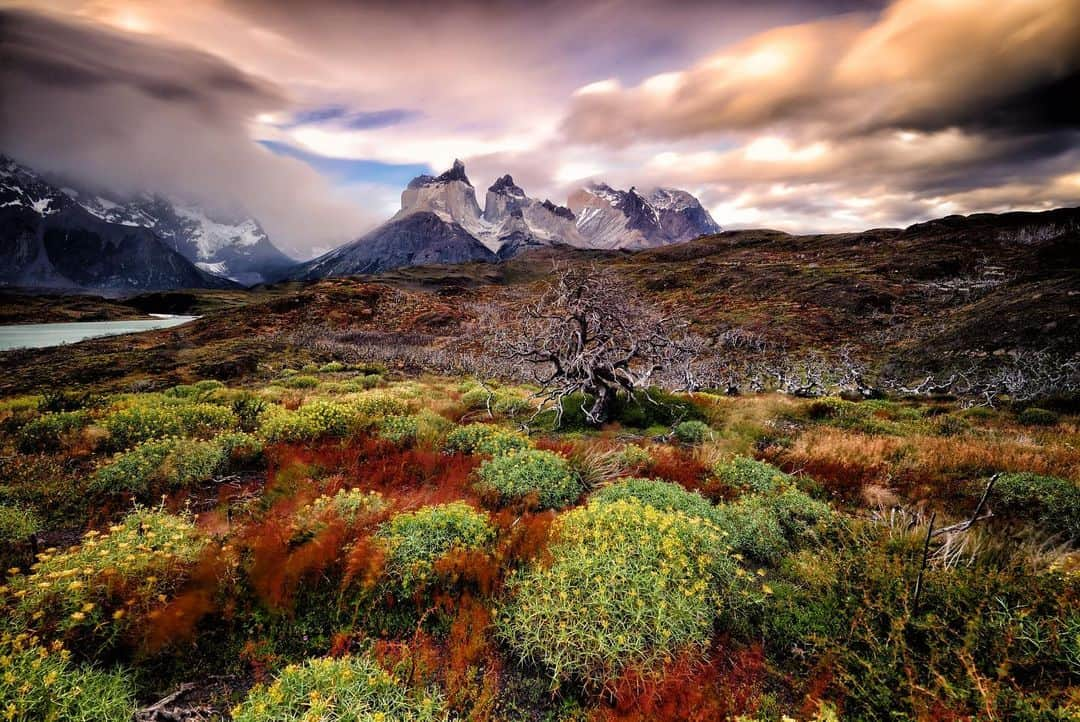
777, 427, 1080, 504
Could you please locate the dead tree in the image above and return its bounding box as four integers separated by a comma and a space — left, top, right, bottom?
491, 265, 693, 427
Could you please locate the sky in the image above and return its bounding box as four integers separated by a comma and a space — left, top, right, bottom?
1, 0, 1078, 259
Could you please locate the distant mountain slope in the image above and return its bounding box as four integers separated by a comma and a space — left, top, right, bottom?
1, 157, 238, 291
290, 159, 719, 279
1, 155, 291, 285
293, 211, 498, 279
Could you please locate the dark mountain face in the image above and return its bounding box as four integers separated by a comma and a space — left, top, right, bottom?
0, 204, 237, 291
291, 212, 498, 280
0, 158, 238, 292
1, 155, 291, 286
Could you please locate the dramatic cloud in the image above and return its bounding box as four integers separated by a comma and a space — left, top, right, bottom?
1, 0, 1077, 242
0, 8, 376, 258
563, 0, 1080, 143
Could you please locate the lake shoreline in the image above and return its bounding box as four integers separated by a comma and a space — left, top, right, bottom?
0, 316, 200, 351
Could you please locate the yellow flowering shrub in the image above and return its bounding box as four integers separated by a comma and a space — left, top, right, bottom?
376, 502, 495, 592
0, 509, 208, 646
497, 498, 737, 688
0, 632, 134, 722
230, 653, 445, 722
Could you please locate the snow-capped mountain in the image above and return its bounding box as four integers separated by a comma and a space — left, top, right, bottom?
568, 183, 721, 250
64, 189, 292, 285
1, 155, 292, 285
1, 156, 239, 292
290, 160, 719, 279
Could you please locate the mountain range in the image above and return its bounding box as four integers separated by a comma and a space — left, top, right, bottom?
290, 160, 720, 279
0, 156, 293, 291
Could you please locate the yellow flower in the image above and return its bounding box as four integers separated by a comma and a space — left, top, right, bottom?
70, 611, 86, 622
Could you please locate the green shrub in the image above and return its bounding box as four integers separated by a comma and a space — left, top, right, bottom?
493, 394, 533, 417
716, 488, 832, 565
16, 410, 88, 453
215, 431, 265, 466
617, 444, 653, 471
281, 374, 320, 389
258, 408, 323, 443
298, 400, 358, 436
498, 498, 737, 687
0, 504, 42, 569
713, 456, 793, 494
992, 472, 1080, 539
444, 424, 530, 456
0, 633, 135, 722
613, 388, 705, 429
259, 400, 360, 443
102, 405, 183, 448
378, 415, 420, 445
102, 402, 235, 449
92, 437, 226, 496
292, 488, 386, 542
592, 478, 718, 522
461, 387, 494, 410
673, 419, 712, 444
348, 392, 408, 419
165, 380, 225, 400
176, 402, 236, 436
377, 502, 495, 592
232, 394, 267, 432
1, 509, 207, 644
319, 361, 345, 373
475, 449, 582, 510
1017, 407, 1059, 426
230, 653, 445, 722
0, 504, 41, 545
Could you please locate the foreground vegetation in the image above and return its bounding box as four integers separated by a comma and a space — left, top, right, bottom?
0, 364, 1077, 720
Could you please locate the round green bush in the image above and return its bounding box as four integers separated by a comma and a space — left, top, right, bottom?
378, 414, 421, 445
992, 472, 1080, 539
715, 488, 832, 565
231, 653, 445, 722
713, 456, 793, 495
444, 424, 530, 456
259, 400, 360, 442
319, 361, 346, 373
475, 449, 582, 510
348, 392, 409, 419
672, 419, 712, 444
1017, 407, 1059, 427
281, 374, 320, 389
591, 478, 718, 522
376, 502, 495, 592
498, 498, 737, 687
92, 437, 226, 496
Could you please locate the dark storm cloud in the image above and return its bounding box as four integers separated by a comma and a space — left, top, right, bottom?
0, 8, 374, 257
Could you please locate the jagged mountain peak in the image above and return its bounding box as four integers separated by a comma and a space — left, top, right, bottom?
488, 174, 525, 197
437, 159, 470, 184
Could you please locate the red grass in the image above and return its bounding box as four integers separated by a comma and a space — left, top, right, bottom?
594, 642, 767, 721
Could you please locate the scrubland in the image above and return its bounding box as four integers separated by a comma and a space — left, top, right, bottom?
0, 366, 1077, 720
